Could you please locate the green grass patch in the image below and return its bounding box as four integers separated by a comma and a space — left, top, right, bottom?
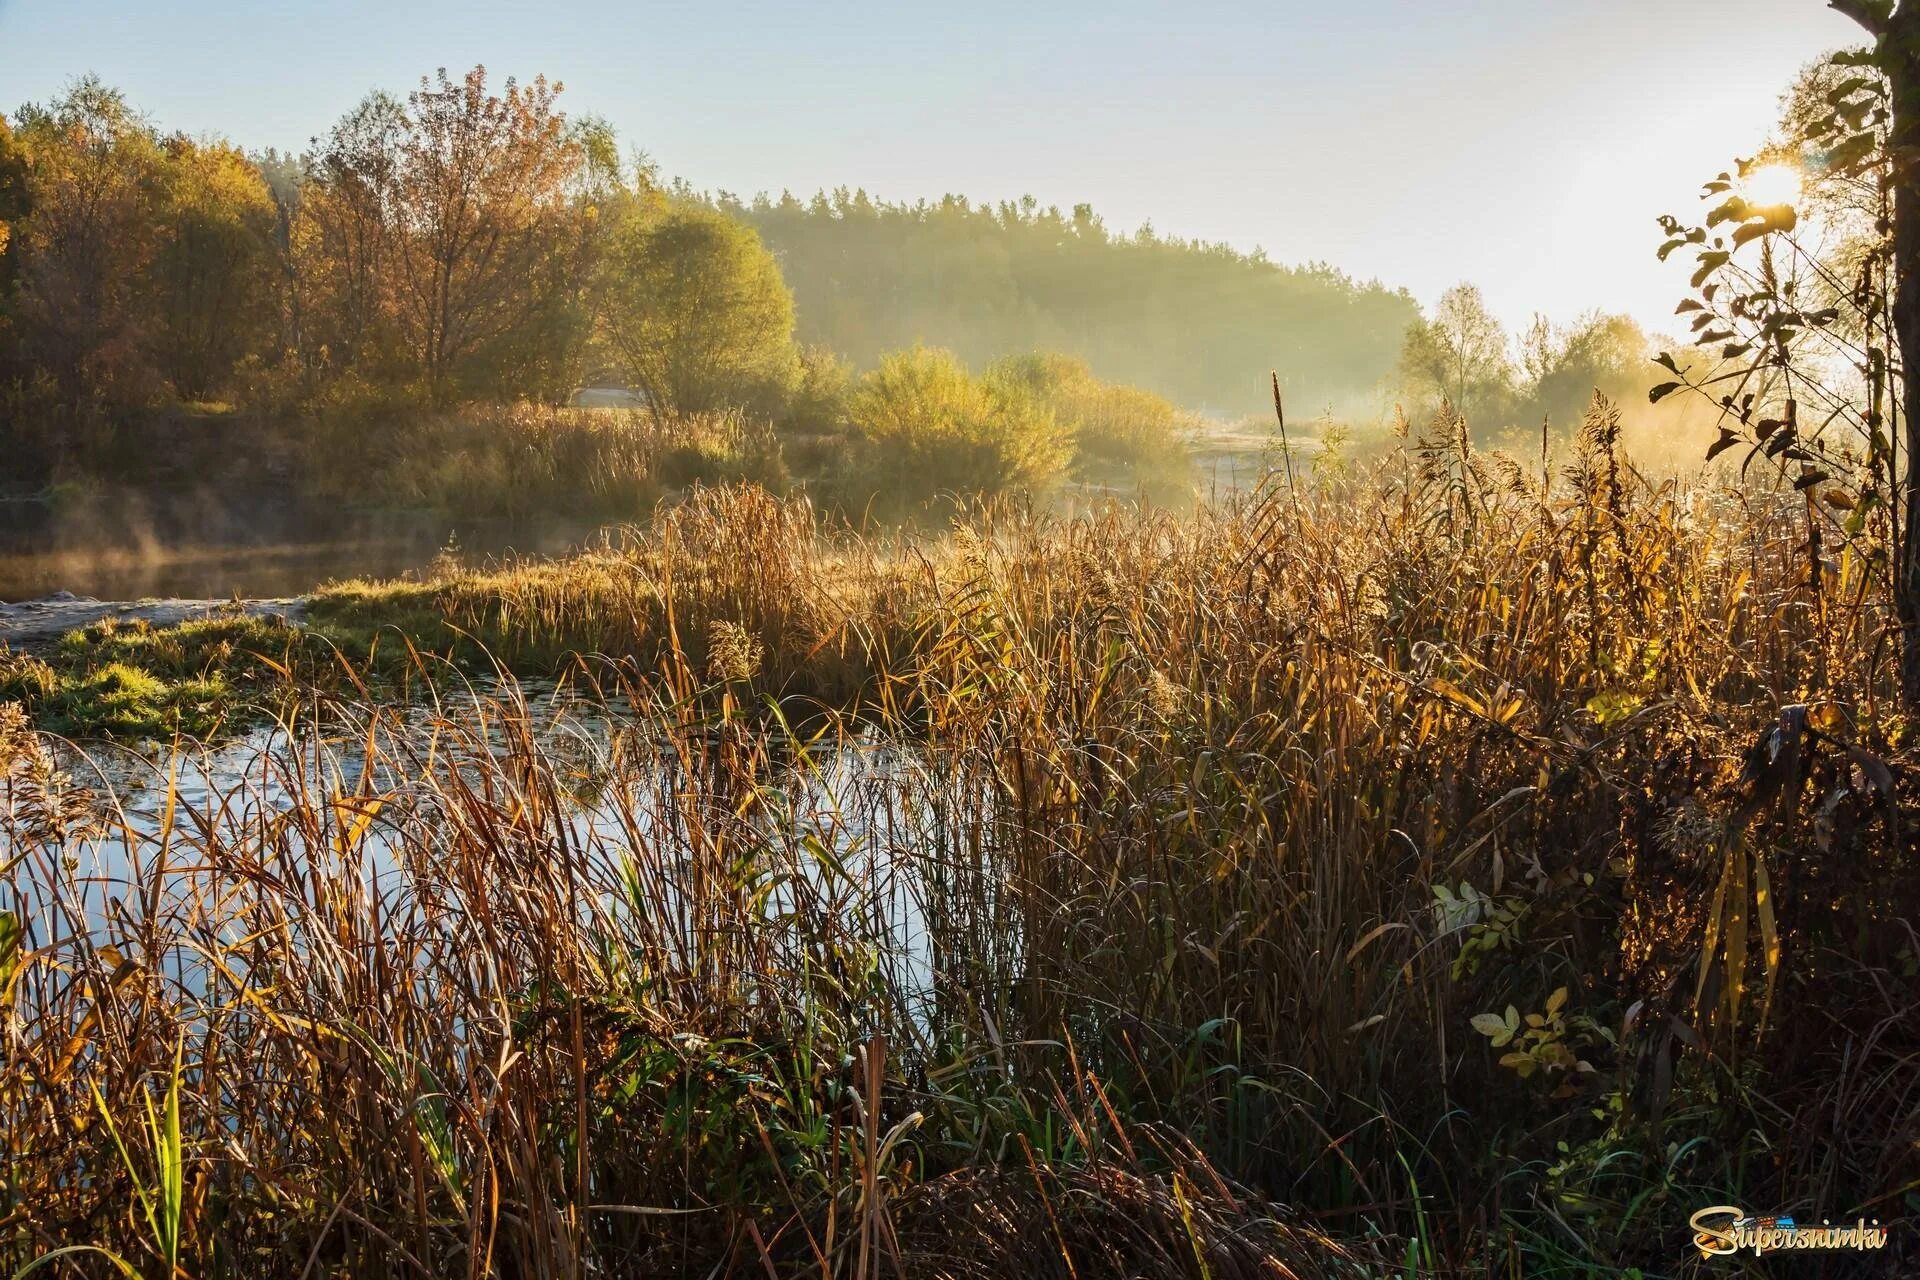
4, 613, 302, 740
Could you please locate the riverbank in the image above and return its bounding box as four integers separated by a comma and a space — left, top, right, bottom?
0, 592, 306, 652
0, 486, 912, 738
4, 468, 1916, 1275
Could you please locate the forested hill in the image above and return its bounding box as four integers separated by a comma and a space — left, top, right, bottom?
718, 189, 1417, 417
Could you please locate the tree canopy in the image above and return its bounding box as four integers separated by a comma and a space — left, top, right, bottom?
599, 202, 798, 420
723, 189, 1418, 418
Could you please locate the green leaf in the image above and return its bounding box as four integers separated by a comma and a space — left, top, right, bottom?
1500, 1052, 1537, 1078
1826, 130, 1879, 174
1825, 76, 1873, 105
1705, 196, 1748, 228
0, 911, 17, 998
1586, 689, 1646, 729
1471, 1013, 1509, 1038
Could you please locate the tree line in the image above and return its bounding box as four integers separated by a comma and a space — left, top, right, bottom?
0, 68, 824, 482
0, 65, 1441, 475
718, 187, 1419, 417
0, 63, 1672, 494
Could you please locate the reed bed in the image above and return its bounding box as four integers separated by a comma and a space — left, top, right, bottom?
3, 406, 1916, 1276
308, 403, 788, 520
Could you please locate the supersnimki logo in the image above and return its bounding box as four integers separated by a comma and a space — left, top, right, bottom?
1689, 1206, 1890, 1259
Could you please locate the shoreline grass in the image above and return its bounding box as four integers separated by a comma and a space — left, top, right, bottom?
4, 409, 1917, 1275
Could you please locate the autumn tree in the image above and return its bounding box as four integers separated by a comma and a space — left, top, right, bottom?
148, 136, 278, 400
598, 203, 798, 419
0, 115, 28, 296
302, 66, 592, 402
9, 77, 165, 414
1397, 283, 1513, 425
0, 114, 31, 384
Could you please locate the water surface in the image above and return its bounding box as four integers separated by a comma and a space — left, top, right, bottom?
0, 487, 611, 601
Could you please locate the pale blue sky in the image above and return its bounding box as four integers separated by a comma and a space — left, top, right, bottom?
0, 0, 1865, 336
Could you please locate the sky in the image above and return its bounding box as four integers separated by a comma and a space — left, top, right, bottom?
0, 0, 1869, 338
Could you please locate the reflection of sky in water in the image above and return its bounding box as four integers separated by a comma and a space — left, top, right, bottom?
11, 684, 998, 1025
0, 489, 613, 601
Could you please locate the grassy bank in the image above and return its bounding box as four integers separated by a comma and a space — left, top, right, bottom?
3, 409, 1916, 1276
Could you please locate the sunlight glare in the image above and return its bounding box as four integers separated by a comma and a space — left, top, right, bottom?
1741, 161, 1801, 209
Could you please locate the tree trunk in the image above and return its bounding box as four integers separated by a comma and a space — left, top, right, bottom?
1889, 3, 1920, 706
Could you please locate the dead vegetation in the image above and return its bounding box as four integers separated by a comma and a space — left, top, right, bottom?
3, 399, 1916, 1276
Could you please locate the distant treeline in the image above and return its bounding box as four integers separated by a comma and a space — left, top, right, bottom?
0, 64, 1664, 503
719, 189, 1418, 417
0, 69, 1230, 511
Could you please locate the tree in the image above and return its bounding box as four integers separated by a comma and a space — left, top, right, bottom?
599, 203, 798, 419
1521, 311, 1655, 427
1650, 12, 1920, 701
290, 92, 405, 387
733, 189, 1417, 417
1826, 1, 1920, 703
1397, 283, 1513, 425
9, 77, 166, 414
0, 113, 32, 382
148, 136, 277, 400
304, 66, 591, 402
0, 114, 29, 296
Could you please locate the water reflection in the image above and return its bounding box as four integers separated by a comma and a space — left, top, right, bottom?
11, 685, 977, 1012
0, 487, 612, 600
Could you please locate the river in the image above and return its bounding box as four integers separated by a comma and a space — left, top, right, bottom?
7, 683, 969, 1008
0, 487, 613, 601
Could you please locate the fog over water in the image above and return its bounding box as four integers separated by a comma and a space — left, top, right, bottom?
0, 488, 610, 601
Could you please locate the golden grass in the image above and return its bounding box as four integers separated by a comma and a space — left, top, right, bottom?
3, 405, 1916, 1275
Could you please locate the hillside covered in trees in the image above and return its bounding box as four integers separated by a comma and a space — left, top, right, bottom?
722, 189, 1417, 416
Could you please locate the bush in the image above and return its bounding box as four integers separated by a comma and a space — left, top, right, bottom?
988, 352, 1192, 491
847, 346, 1070, 513
778, 343, 852, 438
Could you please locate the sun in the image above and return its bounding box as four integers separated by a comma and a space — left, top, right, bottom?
1741, 162, 1802, 208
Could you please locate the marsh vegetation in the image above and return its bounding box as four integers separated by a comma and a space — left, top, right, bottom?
2, 30, 1919, 1280
6, 409, 1919, 1275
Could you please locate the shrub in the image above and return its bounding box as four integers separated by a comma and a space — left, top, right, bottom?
848, 346, 1070, 513
987, 352, 1192, 490
778, 342, 852, 437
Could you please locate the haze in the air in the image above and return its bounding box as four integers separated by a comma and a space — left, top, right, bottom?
0, 0, 1864, 335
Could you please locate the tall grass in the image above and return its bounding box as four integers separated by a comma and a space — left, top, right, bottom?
4, 403, 1916, 1275
305, 403, 789, 520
